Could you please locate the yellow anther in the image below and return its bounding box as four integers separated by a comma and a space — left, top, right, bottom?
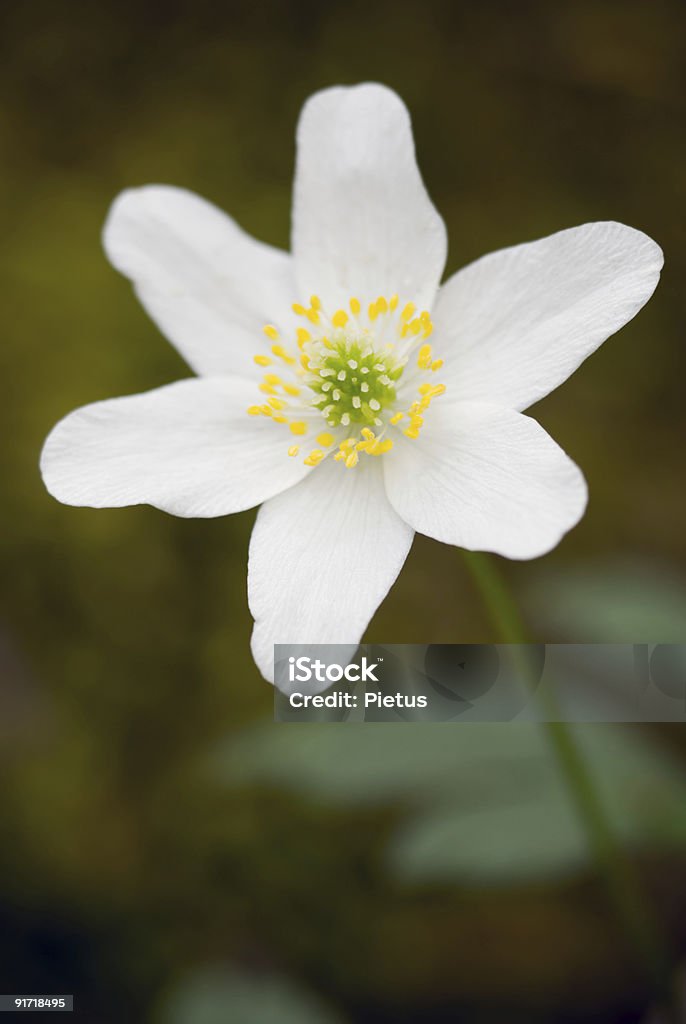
390, 411, 404, 424
333, 451, 347, 462
290, 421, 308, 436
292, 303, 307, 316
272, 415, 288, 424
306, 309, 320, 325
349, 297, 361, 315
271, 344, 296, 365
282, 384, 301, 396
356, 439, 372, 451
310, 295, 322, 310
431, 359, 444, 371
268, 397, 287, 410
368, 301, 379, 321
264, 373, 282, 386
432, 383, 446, 396
300, 353, 310, 370
247, 405, 262, 416
361, 427, 375, 441
339, 438, 356, 450
254, 354, 272, 367
409, 318, 422, 336
288, 445, 300, 457
401, 302, 416, 322
332, 309, 348, 328
345, 450, 359, 469
404, 426, 420, 439
304, 449, 325, 466
376, 296, 388, 314
259, 383, 276, 395
410, 415, 424, 428
417, 344, 433, 369
296, 327, 311, 347
423, 321, 434, 339
389, 294, 399, 311
263, 324, 279, 340
316, 432, 335, 447
260, 404, 274, 416
375, 439, 394, 454
418, 384, 433, 394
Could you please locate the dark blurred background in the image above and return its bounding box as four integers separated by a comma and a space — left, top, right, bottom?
1, 1, 686, 1021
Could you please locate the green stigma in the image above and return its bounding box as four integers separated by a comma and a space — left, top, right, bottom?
306, 336, 405, 427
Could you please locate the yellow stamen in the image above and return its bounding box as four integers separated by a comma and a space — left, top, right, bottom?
431, 359, 444, 371
316, 432, 335, 447
254, 355, 272, 367
417, 344, 433, 369
282, 384, 301, 396
306, 309, 320, 325
401, 302, 416, 322
345, 450, 359, 469
310, 295, 322, 310
247, 406, 262, 416
268, 397, 286, 410
376, 296, 388, 314
349, 297, 361, 315
300, 353, 310, 370
390, 412, 404, 424
296, 327, 311, 347
292, 303, 307, 316
304, 449, 325, 466
389, 294, 399, 311
271, 344, 296, 365
375, 439, 394, 455
332, 309, 348, 328
264, 373, 282, 386
263, 324, 279, 340
259, 383, 276, 395
289, 421, 308, 436
288, 445, 300, 457
368, 301, 379, 321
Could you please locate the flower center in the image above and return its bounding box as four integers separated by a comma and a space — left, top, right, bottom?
247, 294, 446, 469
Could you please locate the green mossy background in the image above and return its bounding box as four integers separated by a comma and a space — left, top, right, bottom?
1, 1, 685, 1021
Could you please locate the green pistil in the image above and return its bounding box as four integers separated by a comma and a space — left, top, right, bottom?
308, 339, 405, 427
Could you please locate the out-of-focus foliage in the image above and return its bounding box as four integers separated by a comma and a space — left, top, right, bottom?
216, 723, 686, 882
1, 1, 685, 1022
157, 967, 347, 1024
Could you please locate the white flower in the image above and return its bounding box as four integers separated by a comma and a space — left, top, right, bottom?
41, 83, 663, 683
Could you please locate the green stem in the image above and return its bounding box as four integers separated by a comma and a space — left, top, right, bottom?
463, 551, 674, 1004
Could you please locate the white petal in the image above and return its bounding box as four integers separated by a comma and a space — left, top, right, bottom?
103, 186, 296, 377
434, 222, 663, 411
249, 457, 414, 683
292, 83, 447, 310
41, 377, 311, 517
383, 403, 587, 560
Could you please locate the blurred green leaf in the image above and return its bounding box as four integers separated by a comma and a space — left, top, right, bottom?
216, 723, 686, 884
525, 560, 686, 641
390, 726, 686, 884
158, 967, 346, 1024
